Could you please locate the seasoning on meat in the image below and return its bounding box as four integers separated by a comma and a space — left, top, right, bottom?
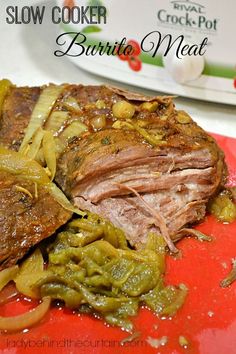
0, 171, 71, 270
0, 83, 227, 251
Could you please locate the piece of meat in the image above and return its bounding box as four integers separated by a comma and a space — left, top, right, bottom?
0, 83, 227, 252
0, 84, 173, 150
0, 86, 41, 151
0, 171, 72, 270
57, 127, 225, 251
54, 86, 226, 250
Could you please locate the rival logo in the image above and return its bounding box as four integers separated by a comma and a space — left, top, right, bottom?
157, 0, 218, 31
171, 0, 205, 14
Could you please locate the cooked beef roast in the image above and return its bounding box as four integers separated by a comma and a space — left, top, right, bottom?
0, 83, 226, 254
0, 86, 41, 151
0, 171, 71, 270
56, 117, 225, 251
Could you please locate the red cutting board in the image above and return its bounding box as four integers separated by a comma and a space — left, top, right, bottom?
0, 133, 236, 354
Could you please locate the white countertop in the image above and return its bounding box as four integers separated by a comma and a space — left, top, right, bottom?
0, 0, 236, 138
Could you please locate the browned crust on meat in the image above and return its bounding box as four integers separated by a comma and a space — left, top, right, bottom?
0, 86, 41, 150
0, 84, 227, 181
0, 171, 72, 270
105, 85, 174, 102
0, 83, 227, 250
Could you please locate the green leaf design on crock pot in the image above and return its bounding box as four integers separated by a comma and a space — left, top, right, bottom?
81, 25, 102, 34
88, 0, 103, 6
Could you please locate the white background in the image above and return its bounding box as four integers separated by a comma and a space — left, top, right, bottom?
0, 0, 235, 138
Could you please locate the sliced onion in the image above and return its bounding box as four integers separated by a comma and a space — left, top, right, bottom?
112, 120, 133, 130
27, 128, 44, 160
19, 85, 64, 152
0, 146, 84, 215
43, 131, 57, 181
0, 296, 51, 331
0, 146, 50, 185
35, 147, 45, 165
55, 120, 88, 155
15, 185, 33, 199
34, 182, 38, 199
0, 265, 19, 291
54, 137, 66, 156
128, 120, 166, 147
45, 111, 69, 135
15, 249, 44, 299
59, 120, 88, 144
0, 79, 12, 110
0, 283, 19, 305
47, 183, 85, 216
63, 97, 82, 113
